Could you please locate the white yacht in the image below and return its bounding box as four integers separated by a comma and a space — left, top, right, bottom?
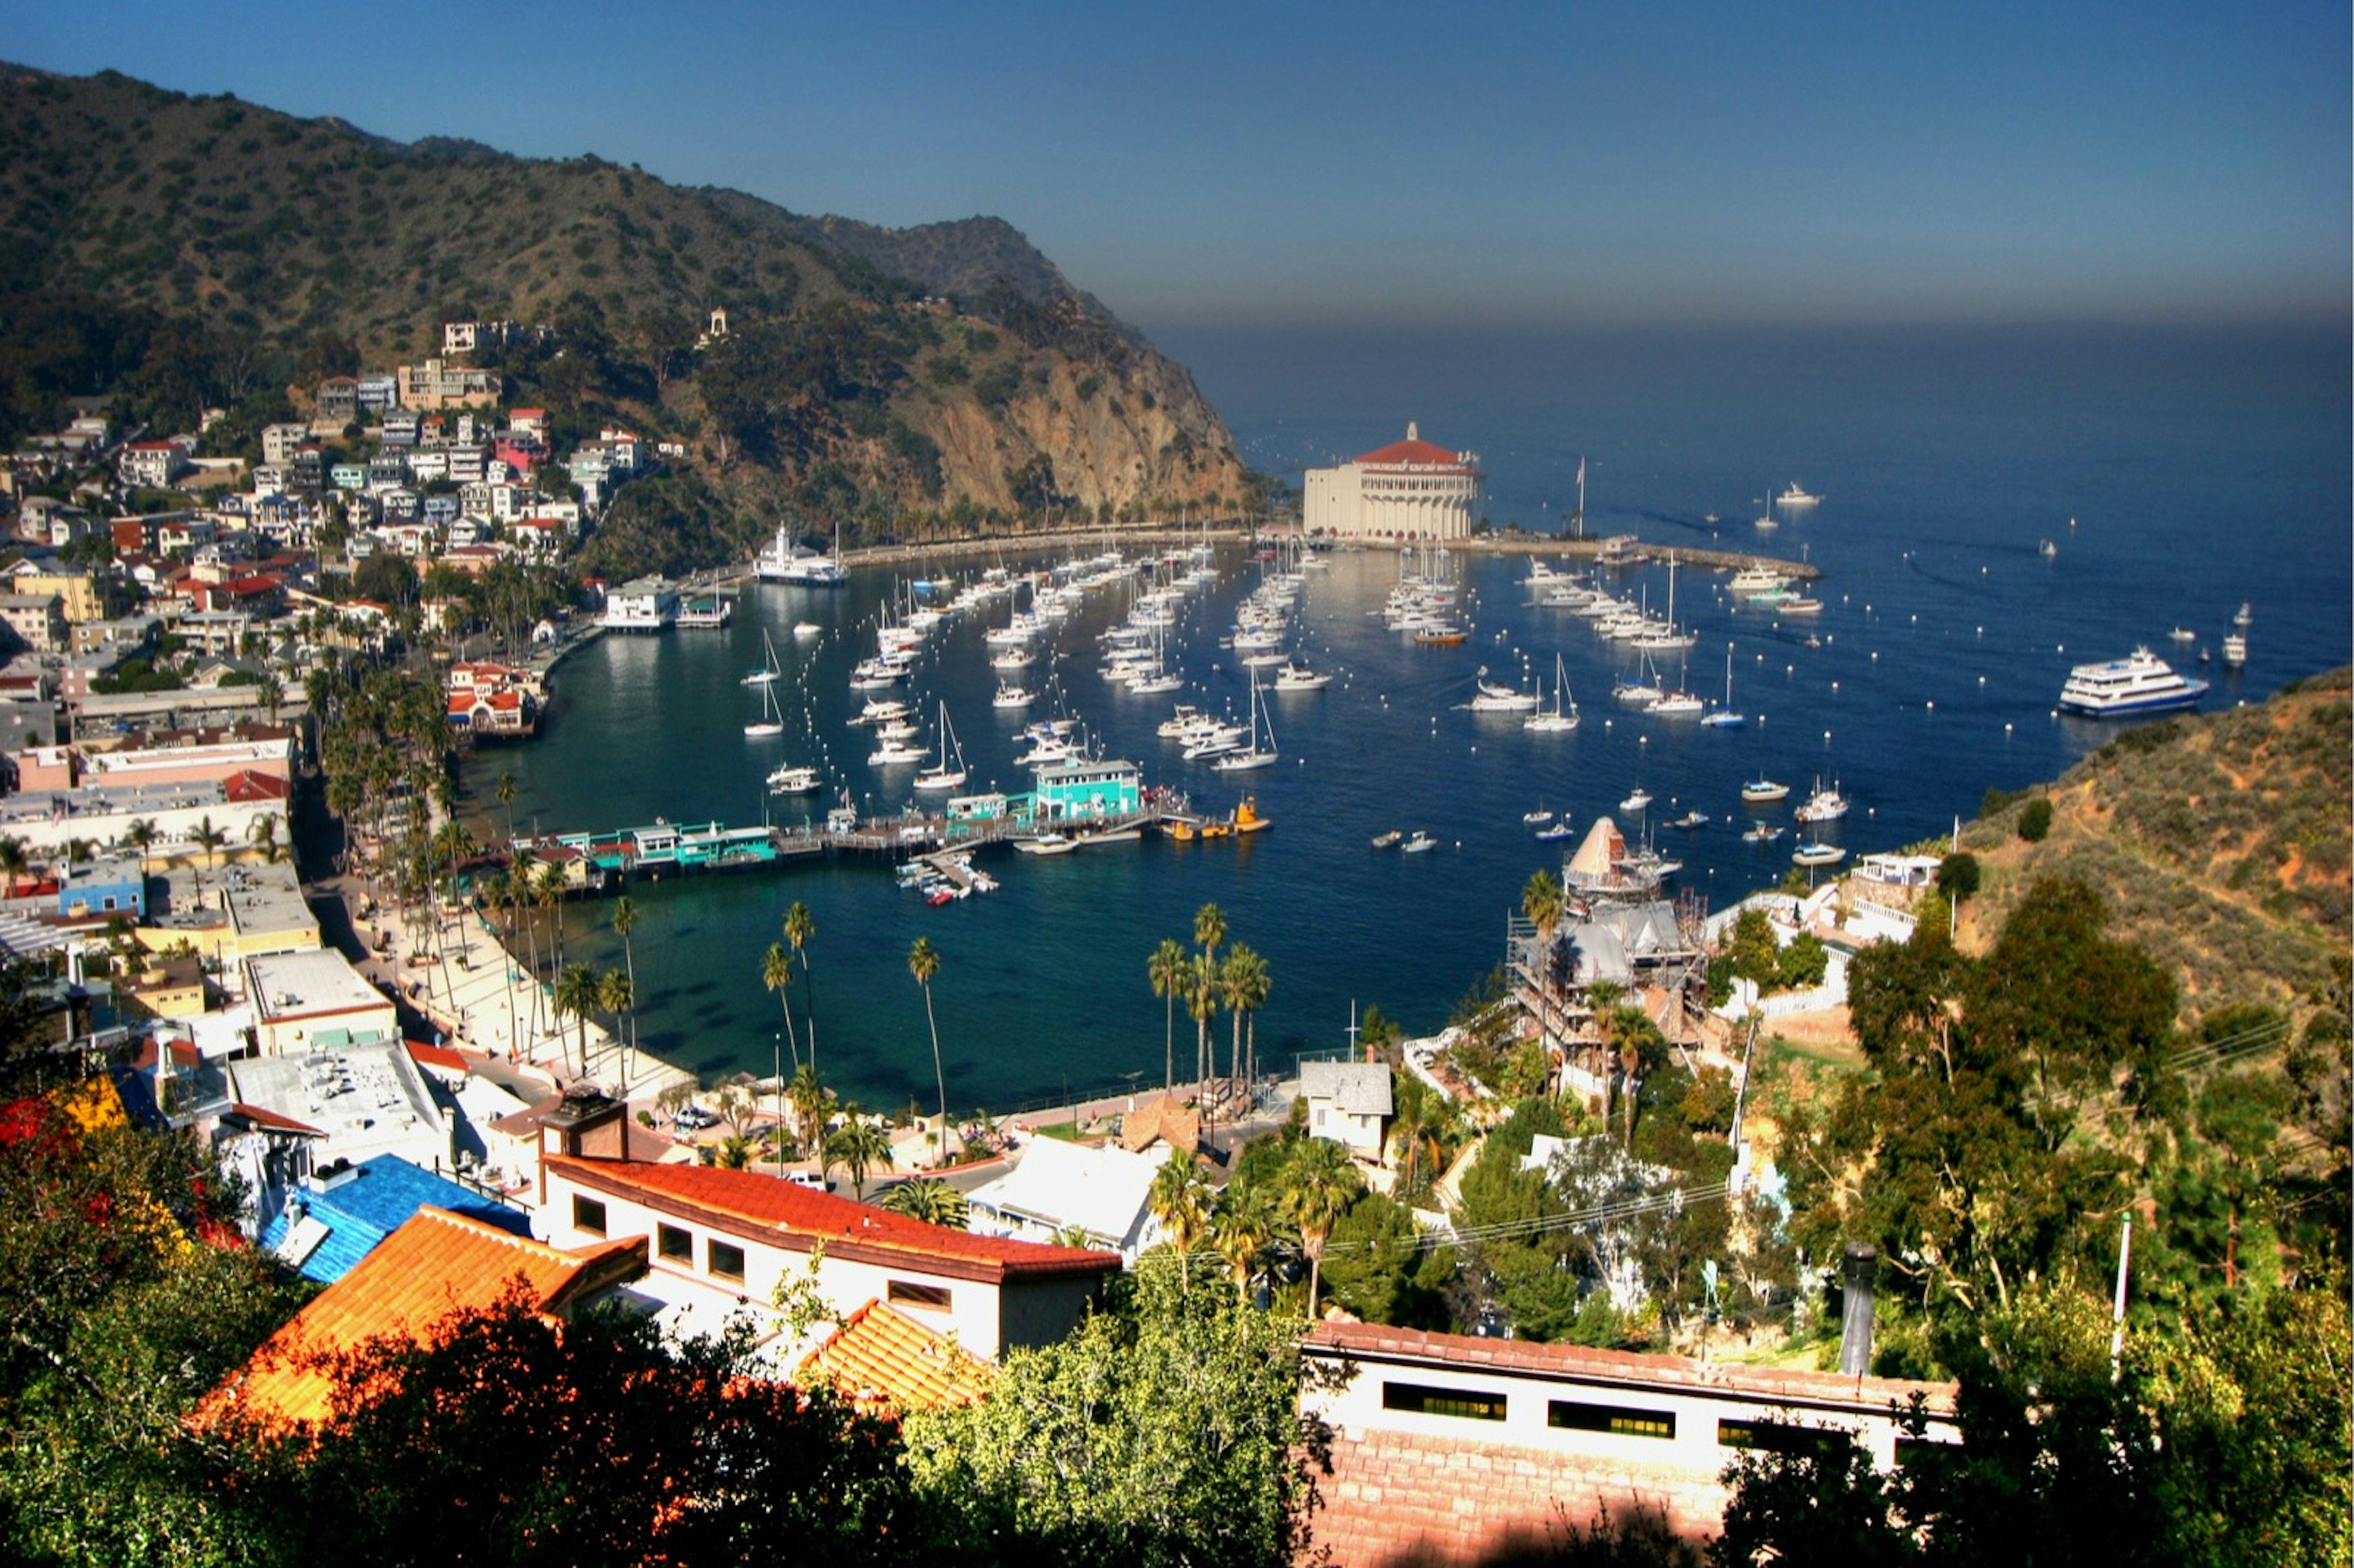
992, 684, 1035, 708
767, 763, 822, 796
1777, 482, 1821, 506
2055, 648, 2208, 718
753, 522, 847, 585
1792, 780, 1851, 823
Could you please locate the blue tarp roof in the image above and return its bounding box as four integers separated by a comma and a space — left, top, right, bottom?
257, 1154, 527, 1284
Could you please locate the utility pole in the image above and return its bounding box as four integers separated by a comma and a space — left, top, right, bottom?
2109, 1216, 2133, 1382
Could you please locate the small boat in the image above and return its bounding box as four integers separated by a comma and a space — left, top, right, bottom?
1371, 829, 1404, 850
793, 622, 821, 638
1778, 482, 1821, 506
1777, 598, 1824, 617
2233, 601, 2253, 628
991, 647, 1036, 670
1791, 842, 1846, 867
1013, 834, 1077, 856
1793, 780, 1850, 823
1400, 832, 1438, 854
993, 685, 1034, 708
868, 737, 924, 766
1742, 778, 1790, 804
2038, 539, 2058, 559
1523, 809, 1555, 825
1128, 670, 1184, 694
1232, 797, 1271, 835
854, 698, 911, 727
1668, 810, 1710, 831
1741, 823, 1784, 845
1469, 668, 1541, 712
1533, 821, 1574, 841
1273, 663, 1331, 691
1412, 623, 1469, 646
744, 673, 785, 737
2222, 633, 2247, 669
2167, 626, 2196, 642
767, 764, 822, 796
912, 704, 968, 792
1620, 788, 1652, 813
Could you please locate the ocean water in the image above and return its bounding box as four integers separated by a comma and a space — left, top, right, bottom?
465, 321, 2351, 1113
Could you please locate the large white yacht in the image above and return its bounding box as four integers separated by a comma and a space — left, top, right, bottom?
753, 522, 847, 585
2055, 648, 2208, 718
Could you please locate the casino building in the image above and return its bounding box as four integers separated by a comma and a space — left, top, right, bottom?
1303, 423, 1481, 541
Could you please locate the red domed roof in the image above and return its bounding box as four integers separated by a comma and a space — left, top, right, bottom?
1355, 428, 1472, 470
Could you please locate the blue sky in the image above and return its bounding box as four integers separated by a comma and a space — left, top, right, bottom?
4, 1, 2345, 330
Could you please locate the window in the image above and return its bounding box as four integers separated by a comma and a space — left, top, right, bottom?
707, 1239, 745, 1283
1549, 1400, 1675, 1440
571, 1195, 606, 1236
657, 1224, 692, 1264
1382, 1382, 1506, 1422
1720, 1420, 1851, 1456
888, 1280, 952, 1312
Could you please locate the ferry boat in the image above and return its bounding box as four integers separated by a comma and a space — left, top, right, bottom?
753, 522, 847, 585
2054, 647, 2208, 718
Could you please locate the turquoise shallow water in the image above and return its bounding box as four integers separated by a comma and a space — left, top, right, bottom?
465, 322, 2352, 1113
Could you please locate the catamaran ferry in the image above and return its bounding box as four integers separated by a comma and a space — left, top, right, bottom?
2055, 648, 2208, 718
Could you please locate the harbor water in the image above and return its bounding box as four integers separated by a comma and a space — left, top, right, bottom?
465, 321, 2352, 1113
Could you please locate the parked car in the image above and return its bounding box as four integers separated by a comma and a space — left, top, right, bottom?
673, 1105, 718, 1131
786, 1170, 835, 1192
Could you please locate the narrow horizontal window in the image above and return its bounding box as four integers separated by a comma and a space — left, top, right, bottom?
1550, 1400, 1674, 1440
1718, 1419, 1849, 1456
1382, 1381, 1506, 1421
888, 1280, 953, 1312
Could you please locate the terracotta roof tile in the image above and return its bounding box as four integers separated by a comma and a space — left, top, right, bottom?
1355, 436, 1473, 470
201, 1206, 645, 1431
798, 1298, 992, 1412
547, 1155, 1121, 1283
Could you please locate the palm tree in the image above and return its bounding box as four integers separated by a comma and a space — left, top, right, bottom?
596, 968, 633, 1086
0, 837, 28, 897
824, 1108, 891, 1201
247, 814, 286, 866
1387, 1072, 1452, 1199
477, 870, 517, 1054
785, 901, 817, 1071
1184, 953, 1221, 1105
554, 962, 599, 1078
1225, 944, 1271, 1097
124, 818, 158, 870
762, 942, 800, 1073
1211, 1182, 1273, 1303
1194, 901, 1227, 972
1522, 867, 1566, 1075
1286, 1136, 1358, 1317
191, 816, 227, 883
1147, 1157, 1212, 1292
880, 1178, 969, 1228
495, 769, 519, 850
908, 937, 951, 1165
611, 894, 640, 1061
788, 1064, 833, 1153
1147, 937, 1187, 1092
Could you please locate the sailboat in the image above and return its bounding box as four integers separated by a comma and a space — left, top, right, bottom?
741, 629, 781, 687
1702, 648, 1745, 728
913, 702, 969, 791
1214, 671, 1279, 771
1754, 487, 1779, 531
1524, 652, 1580, 732
743, 664, 785, 737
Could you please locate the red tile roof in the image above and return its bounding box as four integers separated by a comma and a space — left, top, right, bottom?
224, 1102, 326, 1136
405, 1041, 468, 1074
224, 769, 291, 802
200, 1206, 645, 1431
1355, 436, 1472, 470
799, 1298, 992, 1412
546, 1155, 1121, 1284
1304, 1323, 1957, 1416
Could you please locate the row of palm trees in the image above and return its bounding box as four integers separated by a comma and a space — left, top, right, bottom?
1145, 902, 1273, 1109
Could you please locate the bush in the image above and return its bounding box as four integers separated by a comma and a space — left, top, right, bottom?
2017, 797, 2054, 842
1937, 851, 1981, 902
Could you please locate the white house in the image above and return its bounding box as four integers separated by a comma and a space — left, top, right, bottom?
1300, 1060, 1394, 1160
963, 1135, 1170, 1263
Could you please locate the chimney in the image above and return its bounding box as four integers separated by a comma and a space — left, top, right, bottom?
537, 1084, 628, 1203
1837, 1244, 1878, 1376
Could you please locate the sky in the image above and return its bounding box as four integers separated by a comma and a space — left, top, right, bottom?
3, 1, 2347, 332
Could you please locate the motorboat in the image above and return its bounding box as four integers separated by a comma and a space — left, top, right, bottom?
1741, 823, 1783, 845
867, 737, 924, 766
1370, 829, 1404, 850
1777, 483, 1821, 506
1668, 810, 1710, 830
1620, 788, 1652, 813
2055, 647, 2208, 717
1013, 834, 1077, 856
1533, 821, 1573, 841
1400, 832, 1438, 854
793, 622, 821, 638
1791, 842, 1846, 867
1742, 778, 1790, 803
2168, 626, 2196, 642
1273, 663, 1332, 691
993, 684, 1035, 708
767, 764, 822, 796
1793, 781, 1850, 823
854, 698, 911, 727
1777, 598, 1823, 617
2221, 633, 2247, 669
1523, 809, 1555, 825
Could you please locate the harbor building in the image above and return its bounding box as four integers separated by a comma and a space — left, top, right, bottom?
1303, 423, 1480, 541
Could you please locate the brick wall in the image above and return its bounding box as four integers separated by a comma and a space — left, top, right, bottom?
1312, 1423, 1723, 1567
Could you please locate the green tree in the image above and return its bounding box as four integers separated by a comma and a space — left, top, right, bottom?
1147, 1156, 1213, 1293
901, 1257, 1329, 1566
555, 962, 600, 1076
824, 1109, 891, 1200
1319, 1191, 1452, 1329
611, 894, 641, 1060
1935, 851, 1980, 902
763, 940, 801, 1073
2017, 796, 2054, 842
880, 1178, 970, 1229
786, 901, 818, 1071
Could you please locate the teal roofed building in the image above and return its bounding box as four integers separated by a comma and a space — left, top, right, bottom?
1030, 756, 1143, 823
259, 1154, 529, 1284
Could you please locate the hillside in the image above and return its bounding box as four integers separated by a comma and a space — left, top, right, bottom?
1959, 668, 2351, 1018
0, 63, 1247, 554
